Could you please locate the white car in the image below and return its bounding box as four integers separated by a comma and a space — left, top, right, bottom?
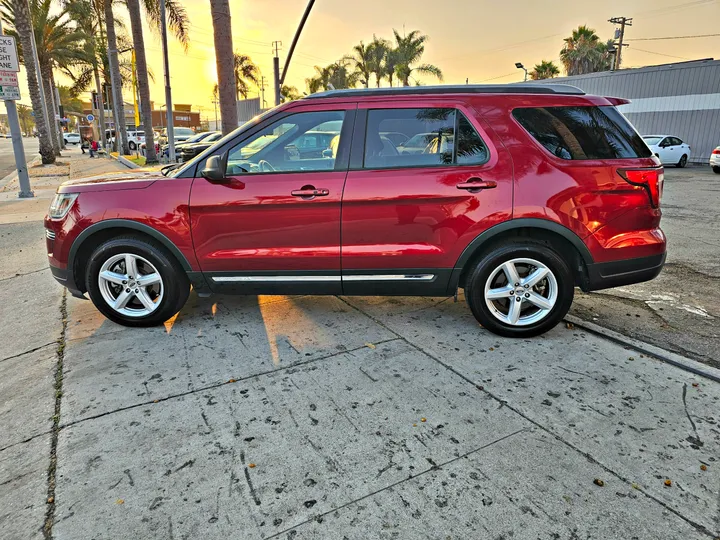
127, 129, 146, 151
64, 132, 81, 145
710, 146, 720, 174
642, 135, 691, 168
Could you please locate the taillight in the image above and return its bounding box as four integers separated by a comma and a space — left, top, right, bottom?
712, 148, 720, 155
617, 168, 663, 208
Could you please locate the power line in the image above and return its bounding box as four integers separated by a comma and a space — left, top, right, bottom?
632, 0, 716, 18
630, 47, 692, 60
479, 71, 519, 82
627, 33, 720, 41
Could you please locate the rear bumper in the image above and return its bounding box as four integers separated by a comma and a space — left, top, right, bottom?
584, 252, 666, 292
50, 264, 86, 299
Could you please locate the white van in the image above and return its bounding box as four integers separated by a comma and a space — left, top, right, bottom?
64, 133, 81, 145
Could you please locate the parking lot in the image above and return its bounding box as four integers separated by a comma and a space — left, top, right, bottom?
1, 151, 719, 539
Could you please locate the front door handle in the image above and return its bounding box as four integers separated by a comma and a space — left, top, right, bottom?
291, 187, 329, 198
456, 179, 497, 191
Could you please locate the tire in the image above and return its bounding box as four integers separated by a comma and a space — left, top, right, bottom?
85, 236, 189, 327
713, 166, 720, 174
63, 139, 68, 145
676, 154, 687, 168
464, 242, 574, 338
129, 141, 137, 150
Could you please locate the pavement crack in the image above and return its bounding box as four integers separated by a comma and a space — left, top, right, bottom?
0, 266, 49, 283
265, 428, 526, 540
682, 383, 702, 448
58, 338, 401, 430
0, 342, 56, 364
43, 289, 67, 540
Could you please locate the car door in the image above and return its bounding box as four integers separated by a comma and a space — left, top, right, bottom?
658, 137, 676, 164
189, 103, 356, 294
341, 101, 513, 296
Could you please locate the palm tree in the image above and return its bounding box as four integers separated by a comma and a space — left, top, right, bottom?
349, 41, 371, 87
233, 53, 260, 99
366, 35, 390, 87
392, 29, 443, 86
560, 26, 612, 76
280, 85, 300, 103
125, 0, 188, 163
4, 0, 54, 162
306, 58, 359, 93
210, 0, 236, 135
103, 0, 129, 154
530, 60, 560, 80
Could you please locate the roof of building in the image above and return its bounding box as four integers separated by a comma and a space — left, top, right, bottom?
304, 84, 585, 100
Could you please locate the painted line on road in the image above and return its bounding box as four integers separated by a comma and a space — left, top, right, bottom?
564, 314, 720, 384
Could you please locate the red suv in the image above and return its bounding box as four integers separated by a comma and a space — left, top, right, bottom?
45, 85, 666, 337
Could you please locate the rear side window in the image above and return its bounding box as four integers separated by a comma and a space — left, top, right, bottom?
512, 106, 651, 160
363, 108, 488, 169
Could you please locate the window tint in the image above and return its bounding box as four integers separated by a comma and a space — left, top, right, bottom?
225, 111, 345, 175
670, 137, 683, 146
512, 106, 651, 160
363, 108, 488, 169
643, 136, 662, 146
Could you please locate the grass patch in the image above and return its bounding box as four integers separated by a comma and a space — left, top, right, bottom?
123, 154, 146, 166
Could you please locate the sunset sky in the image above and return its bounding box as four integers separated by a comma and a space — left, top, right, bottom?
21, 0, 720, 123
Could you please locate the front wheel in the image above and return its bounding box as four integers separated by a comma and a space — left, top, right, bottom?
464, 243, 574, 338
677, 154, 687, 168
85, 236, 189, 327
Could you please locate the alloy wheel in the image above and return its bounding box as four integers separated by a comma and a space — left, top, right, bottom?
97, 253, 164, 317
484, 258, 558, 326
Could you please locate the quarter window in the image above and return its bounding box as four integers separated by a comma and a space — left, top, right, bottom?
512, 106, 651, 160
363, 108, 488, 169
225, 110, 345, 175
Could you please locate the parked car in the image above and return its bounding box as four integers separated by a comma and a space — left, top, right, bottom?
158, 127, 195, 147
44, 84, 666, 337
642, 135, 691, 167
710, 146, 720, 174
177, 132, 223, 162
64, 132, 81, 145
126, 129, 145, 151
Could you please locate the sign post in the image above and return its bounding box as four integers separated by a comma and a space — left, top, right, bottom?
0, 30, 32, 198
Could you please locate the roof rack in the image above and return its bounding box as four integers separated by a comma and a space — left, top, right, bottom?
304, 84, 585, 99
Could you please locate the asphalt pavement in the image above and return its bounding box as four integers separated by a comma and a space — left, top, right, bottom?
0, 147, 718, 540
0, 136, 41, 181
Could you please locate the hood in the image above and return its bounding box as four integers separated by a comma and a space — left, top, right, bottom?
58, 170, 164, 194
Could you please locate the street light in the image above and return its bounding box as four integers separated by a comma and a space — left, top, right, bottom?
515, 62, 528, 82
606, 42, 617, 70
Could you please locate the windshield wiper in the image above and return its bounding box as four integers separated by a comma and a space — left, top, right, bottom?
161, 164, 181, 176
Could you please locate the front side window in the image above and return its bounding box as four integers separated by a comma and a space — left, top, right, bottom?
225, 111, 345, 175
513, 106, 651, 160
363, 108, 488, 169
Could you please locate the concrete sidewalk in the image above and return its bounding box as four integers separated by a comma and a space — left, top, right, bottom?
1, 149, 719, 539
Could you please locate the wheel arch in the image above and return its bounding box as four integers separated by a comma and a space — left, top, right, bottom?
69, 220, 193, 292
449, 219, 594, 292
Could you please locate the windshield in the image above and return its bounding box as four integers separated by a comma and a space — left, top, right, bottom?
403, 133, 434, 147
184, 132, 212, 144
174, 128, 195, 136
642, 136, 663, 145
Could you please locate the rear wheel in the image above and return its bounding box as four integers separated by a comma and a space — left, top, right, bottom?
85, 236, 189, 327
677, 154, 687, 168
464, 243, 574, 337
713, 166, 720, 174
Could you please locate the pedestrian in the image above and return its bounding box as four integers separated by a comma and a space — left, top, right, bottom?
81, 137, 88, 154
89, 139, 98, 158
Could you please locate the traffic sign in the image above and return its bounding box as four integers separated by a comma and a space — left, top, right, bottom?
86, 114, 95, 122
0, 36, 19, 72
0, 85, 20, 100
0, 71, 18, 86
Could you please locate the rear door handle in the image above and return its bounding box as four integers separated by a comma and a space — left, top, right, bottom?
291, 188, 329, 197
456, 179, 497, 191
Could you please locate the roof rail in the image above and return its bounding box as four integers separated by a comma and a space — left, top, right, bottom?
303, 84, 585, 99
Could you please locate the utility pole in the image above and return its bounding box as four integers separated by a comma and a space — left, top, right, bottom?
272, 41, 282, 106
212, 97, 218, 130
159, 0, 175, 161
0, 21, 32, 198
260, 76, 267, 108
608, 17, 632, 70
131, 50, 140, 128
279, 0, 316, 90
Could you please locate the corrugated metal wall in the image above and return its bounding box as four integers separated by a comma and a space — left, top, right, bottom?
534, 59, 720, 163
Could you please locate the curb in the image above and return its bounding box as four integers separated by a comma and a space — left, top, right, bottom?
0, 154, 42, 191
564, 314, 720, 384
114, 155, 141, 170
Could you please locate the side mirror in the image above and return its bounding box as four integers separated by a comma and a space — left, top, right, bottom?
322, 148, 333, 158
201, 154, 227, 182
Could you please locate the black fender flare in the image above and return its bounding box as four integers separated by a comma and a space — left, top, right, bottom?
447, 218, 594, 292
68, 219, 193, 274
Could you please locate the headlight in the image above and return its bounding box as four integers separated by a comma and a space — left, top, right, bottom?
48, 193, 78, 219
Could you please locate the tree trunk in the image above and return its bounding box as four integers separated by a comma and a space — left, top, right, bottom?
126, 0, 157, 163
12, 0, 54, 163
40, 61, 61, 156
104, 0, 129, 155
210, 0, 237, 135
50, 71, 65, 150
93, 64, 107, 149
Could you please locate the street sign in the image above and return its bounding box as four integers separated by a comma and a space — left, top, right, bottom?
0, 36, 19, 72
0, 70, 17, 86
0, 85, 20, 100
86, 114, 95, 122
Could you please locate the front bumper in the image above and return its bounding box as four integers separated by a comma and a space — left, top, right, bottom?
584, 252, 666, 292
49, 264, 86, 299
